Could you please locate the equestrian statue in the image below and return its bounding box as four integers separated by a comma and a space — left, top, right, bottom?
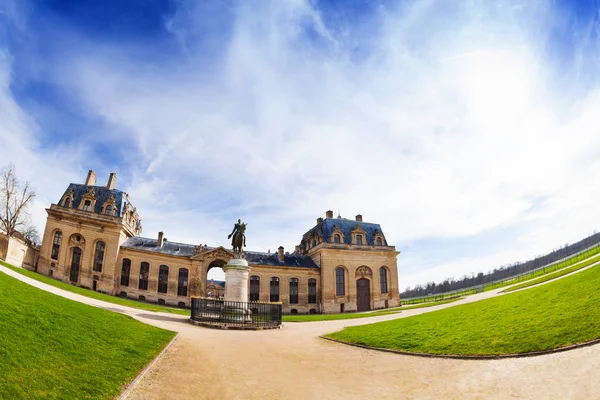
228, 219, 247, 258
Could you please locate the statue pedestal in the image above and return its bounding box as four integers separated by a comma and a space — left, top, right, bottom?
222, 258, 252, 323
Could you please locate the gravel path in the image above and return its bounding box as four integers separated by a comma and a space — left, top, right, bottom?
2, 264, 599, 400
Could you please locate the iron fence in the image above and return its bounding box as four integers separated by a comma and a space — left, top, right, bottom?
191, 297, 282, 328
401, 243, 600, 305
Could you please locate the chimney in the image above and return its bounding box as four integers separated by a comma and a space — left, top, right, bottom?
355, 214, 363, 222
317, 217, 323, 224
85, 170, 97, 186
277, 246, 284, 262
158, 231, 164, 248
325, 210, 333, 218
107, 172, 117, 190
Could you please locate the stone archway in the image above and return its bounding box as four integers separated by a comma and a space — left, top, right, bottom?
205, 259, 227, 298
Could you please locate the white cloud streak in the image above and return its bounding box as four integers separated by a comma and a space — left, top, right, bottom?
2, 0, 600, 288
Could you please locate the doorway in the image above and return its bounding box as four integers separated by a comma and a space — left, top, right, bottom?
356, 278, 370, 312
70, 248, 81, 283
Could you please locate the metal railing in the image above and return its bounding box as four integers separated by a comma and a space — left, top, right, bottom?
401, 243, 600, 305
191, 297, 282, 328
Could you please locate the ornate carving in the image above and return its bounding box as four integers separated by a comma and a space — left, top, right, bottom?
85, 187, 96, 197
194, 245, 205, 255
355, 266, 372, 278
69, 234, 85, 249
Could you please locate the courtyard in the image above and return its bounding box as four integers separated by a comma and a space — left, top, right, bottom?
2, 264, 599, 400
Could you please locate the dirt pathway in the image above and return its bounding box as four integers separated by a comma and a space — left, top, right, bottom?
2, 265, 599, 399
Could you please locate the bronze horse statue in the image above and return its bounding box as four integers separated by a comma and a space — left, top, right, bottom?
228, 219, 247, 258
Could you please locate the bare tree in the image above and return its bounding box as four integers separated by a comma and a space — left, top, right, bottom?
0, 164, 36, 237
22, 223, 40, 245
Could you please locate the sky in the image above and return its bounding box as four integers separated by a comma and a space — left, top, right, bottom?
1, 0, 600, 289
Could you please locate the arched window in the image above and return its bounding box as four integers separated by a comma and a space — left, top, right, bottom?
289, 278, 299, 304
376, 237, 383, 246
105, 205, 113, 215
380, 267, 388, 294
139, 262, 149, 290
335, 267, 345, 296
270, 277, 280, 302
250, 275, 260, 301
177, 268, 189, 296
51, 231, 62, 260
64, 198, 71, 208
334, 234, 341, 243
120, 258, 131, 286
308, 278, 317, 304
158, 265, 169, 294
93, 241, 105, 272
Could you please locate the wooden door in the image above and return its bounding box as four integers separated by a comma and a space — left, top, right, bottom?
356, 278, 370, 312
70, 248, 81, 283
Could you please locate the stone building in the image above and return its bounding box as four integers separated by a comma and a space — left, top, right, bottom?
37, 171, 401, 314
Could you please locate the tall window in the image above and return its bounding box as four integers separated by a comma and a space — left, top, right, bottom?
334, 234, 341, 243
83, 200, 91, 211
93, 241, 105, 272
105, 205, 113, 215
177, 268, 189, 296
356, 235, 363, 245
120, 258, 131, 286
335, 267, 345, 296
289, 278, 299, 304
308, 278, 317, 304
139, 262, 149, 290
250, 275, 260, 301
64, 198, 71, 208
51, 231, 62, 260
380, 267, 388, 293
376, 237, 383, 246
270, 277, 280, 302
158, 265, 169, 294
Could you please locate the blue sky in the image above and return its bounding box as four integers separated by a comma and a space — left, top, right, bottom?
1, 0, 600, 288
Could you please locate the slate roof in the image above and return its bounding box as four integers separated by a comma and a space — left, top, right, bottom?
121, 237, 320, 268
121, 237, 198, 257
301, 217, 388, 247
59, 183, 127, 217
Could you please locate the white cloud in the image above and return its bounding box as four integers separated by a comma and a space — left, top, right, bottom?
3, 0, 600, 289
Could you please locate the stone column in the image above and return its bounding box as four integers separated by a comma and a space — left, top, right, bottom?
222, 258, 252, 323
222, 258, 251, 302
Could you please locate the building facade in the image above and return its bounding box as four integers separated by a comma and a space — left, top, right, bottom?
37, 171, 401, 313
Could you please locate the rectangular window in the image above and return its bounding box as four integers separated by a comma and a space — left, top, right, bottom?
250, 276, 260, 302
120, 258, 131, 287
335, 268, 345, 296
308, 279, 317, 304
289, 278, 299, 304
270, 277, 280, 302
177, 268, 189, 297
158, 265, 169, 294
139, 262, 149, 290
83, 200, 91, 211
356, 235, 363, 245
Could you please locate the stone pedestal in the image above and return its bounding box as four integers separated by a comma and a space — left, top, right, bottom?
222, 258, 251, 302
222, 258, 252, 323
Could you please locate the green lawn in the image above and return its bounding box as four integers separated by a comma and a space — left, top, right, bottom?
0, 261, 189, 316
326, 262, 600, 356
0, 271, 176, 400
502, 256, 600, 293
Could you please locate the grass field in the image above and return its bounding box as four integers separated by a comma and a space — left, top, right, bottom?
326, 261, 600, 356
0, 261, 189, 316
0, 271, 176, 400
502, 256, 600, 293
